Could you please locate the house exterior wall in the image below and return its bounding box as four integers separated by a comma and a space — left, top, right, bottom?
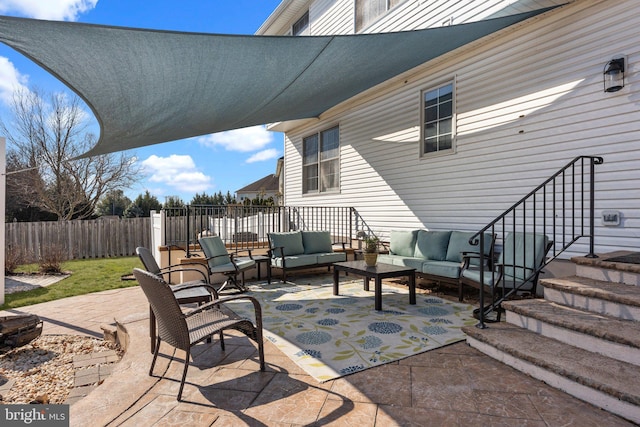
268, 0, 640, 258
269, 0, 568, 36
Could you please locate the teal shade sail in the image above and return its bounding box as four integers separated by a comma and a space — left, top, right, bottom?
0, 8, 554, 157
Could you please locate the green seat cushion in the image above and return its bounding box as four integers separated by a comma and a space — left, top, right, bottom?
302, 231, 333, 254
414, 230, 451, 261
269, 231, 304, 256
461, 268, 532, 291
207, 258, 255, 274
316, 252, 346, 263
446, 231, 493, 263
461, 268, 499, 287
399, 257, 424, 271
272, 254, 318, 268
389, 230, 419, 257
377, 254, 422, 270
376, 254, 398, 265
422, 260, 460, 279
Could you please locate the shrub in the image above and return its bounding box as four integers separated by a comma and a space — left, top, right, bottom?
38, 244, 68, 274
5, 245, 26, 275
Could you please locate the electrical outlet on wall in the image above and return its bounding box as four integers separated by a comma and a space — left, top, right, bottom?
602, 210, 621, 226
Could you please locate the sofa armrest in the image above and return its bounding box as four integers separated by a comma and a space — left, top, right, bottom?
268, 246, 286, 258
460, 251, 495, 269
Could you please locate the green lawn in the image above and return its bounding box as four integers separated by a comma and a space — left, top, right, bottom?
2, 256, 143, 310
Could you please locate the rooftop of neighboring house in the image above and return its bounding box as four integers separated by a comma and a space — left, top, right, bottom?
236, 174, 279, 194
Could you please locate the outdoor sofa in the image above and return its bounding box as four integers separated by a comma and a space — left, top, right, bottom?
377, 229, 494, 290
267, 230, 347, 282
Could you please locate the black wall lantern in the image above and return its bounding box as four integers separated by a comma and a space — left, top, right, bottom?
604, 58, 625, 92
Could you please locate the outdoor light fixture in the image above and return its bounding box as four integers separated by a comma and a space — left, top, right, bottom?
604, 58, 625, 92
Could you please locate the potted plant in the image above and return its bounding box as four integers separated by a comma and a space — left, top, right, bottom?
363, 235, 379, 266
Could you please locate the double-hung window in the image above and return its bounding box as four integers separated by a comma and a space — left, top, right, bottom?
303, 126, 340, 194
422, 82, 454, 156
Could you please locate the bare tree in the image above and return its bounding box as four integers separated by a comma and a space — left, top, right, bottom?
1, 87, 140, 220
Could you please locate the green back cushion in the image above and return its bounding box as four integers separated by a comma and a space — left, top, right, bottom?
269, 231, 304, 256
414, 230, 451, 261
302, 231, 333, 254
389, 230, 418, 257
199, 236, 231, 267
499, 232, 549, 281
446, 231, 493, 263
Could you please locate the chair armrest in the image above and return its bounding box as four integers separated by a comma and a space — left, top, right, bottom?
237, 249, 253, 258
186, 295, 263, 329
171, 282, 219, 300
493, 262, 537, 274
460, 251, 495, 269
159, 265, 209, 284
269, 246, 286, 258
229, 249, 254, 261
204, 253, 232, 263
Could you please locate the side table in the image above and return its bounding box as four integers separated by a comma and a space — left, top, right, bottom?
252, 255, 271, 283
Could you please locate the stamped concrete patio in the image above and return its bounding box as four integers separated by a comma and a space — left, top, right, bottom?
1, 275, 634, 426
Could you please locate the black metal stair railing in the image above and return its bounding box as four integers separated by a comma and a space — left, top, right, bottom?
469, 156, 604, 328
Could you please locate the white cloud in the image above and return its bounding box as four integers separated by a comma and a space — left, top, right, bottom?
0, 56, 29, 105
198, 125, 275, 153
0, 0, 97, 21
141, 154, 212, 194
246, 148, 279, 164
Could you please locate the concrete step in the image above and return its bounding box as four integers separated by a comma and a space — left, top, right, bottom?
503, 299, 640, 366
463, 322, 640, 424
541, 276, 640, 321
572, 252, 640, 286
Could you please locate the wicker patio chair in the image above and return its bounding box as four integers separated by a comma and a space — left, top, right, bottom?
198, 236, 256, 293
136, 246, 218, 353
136, 246, 214, 292
133, 268, 265, 401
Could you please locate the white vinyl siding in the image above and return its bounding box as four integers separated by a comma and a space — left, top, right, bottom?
361, 0, 567, 33
280, 0, 640, 257
260, 0, 567, 36
309, 0, 355, 35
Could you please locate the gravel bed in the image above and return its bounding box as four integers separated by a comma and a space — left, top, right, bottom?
0, 335, 122, 404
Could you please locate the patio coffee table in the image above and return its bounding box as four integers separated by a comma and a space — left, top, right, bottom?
333, 260, 416, 311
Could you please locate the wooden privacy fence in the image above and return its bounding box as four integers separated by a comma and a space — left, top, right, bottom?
5, 217, 152, 261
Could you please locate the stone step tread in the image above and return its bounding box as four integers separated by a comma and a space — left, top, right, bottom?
503, 299, 640, 348
541, 276, 640, 307
463, 322, 640, 406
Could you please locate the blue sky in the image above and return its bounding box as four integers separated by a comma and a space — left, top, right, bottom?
0, 0, 284, 203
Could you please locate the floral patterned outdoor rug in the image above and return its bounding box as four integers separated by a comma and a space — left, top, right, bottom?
228, 277, 476, 382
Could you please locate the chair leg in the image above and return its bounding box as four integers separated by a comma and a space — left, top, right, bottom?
177, 348, 191, 401
257, 333, 265, 372
149, 337, 161, 376
219, 331, 225, 351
